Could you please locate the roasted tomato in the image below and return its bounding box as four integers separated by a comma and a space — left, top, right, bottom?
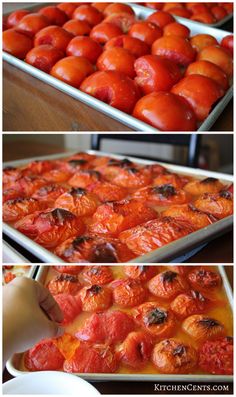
118, 331, 153, 369
3, 29, 33, 59
147, 10, 175, 28
111, 278, 146, 308
164, 22, 190, 38
81, 266, 114, 285
105, 35, 150, 58
68, 170, 101, 188
76, 310, 135, 343
3, 197, 45, 222
152, 36, 196, 67
34, 26, 73, 52
66, 36, 103, 64
16, 13, 50, 38
4, 272, 16, 284
153, 172, 189, 189
190, 34, 218, 53
134, 55, 182, 94
119, 217, 194, 257
182, 315, 225, 341
80, 70, 141, 114
32, 184, 68, 206
89, 181, 127, 203
199, 336, 233, 375
129, 21, 162, 46
102, 165, 152, 189
104, 3, 135, 17
78, 284, 112, 312
3, 189, 22, 204
54, 266, 84, 275
63, 343, 117, 373
90, 22, 123, 44
185, 60, 229, 91
194, 190, 233, 219
97, 47, 136, 78
152, 339, 198, 374
162, 204, 213, 230
89, 200, 157, 236
133, 92, 197, 131
123, 265, 158, 282
24, 339, 64, 371
51, 56, 94, 89
42, 169, 72, 183
55, 188, 98, 217
59, 158, 93, 173
22, 160, 54, 176
73, 5, 104, 27
188, 268, 222, 291
57, 3, 78, 19
132, 184, 189, 206
39, 6, 68, 26
184, 177, 224, 196
103, 13, 136, 34
47, 274, 80, 295
53, 293, 81, 325
6, 175, 47, 197
148, 271, 189, 300
94, 157, 136, 176
221, 35, 233, 56
25, 44, 64, 73
133, 302, 176, 339
197, 45, 233, 78
7, 9, 30, 28
170, 290, 210, 319
63, 19, 91, 36
3, 166, 22, 185
15, 208, 85, 248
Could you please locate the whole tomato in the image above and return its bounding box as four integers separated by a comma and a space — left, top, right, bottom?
168, 7, 192, 18
163, 22, 190, 39
129, 21, 162, 46
103, 13, 136, 34
39, 6, 68, 26
97, 47, 136, 78
34, 26, 73, 52
191, 12, 216, 24
147, 10, 175, 28
152, 36, 196, 66
57, 3, 78, 18
73, 5, 104, 27
90, 22, 123, 44
25, 45, 64, 73
3, 29, 33, 59
66, 36, 103, 64
51, 56, 94, 88
197, 45, 233, 77
63, 19, 91, 36
15, 13, 50, 38
185, 60, 229, 91
211, 5, 227, 21
105, 35, 150, 58
133, 92, 197, 131
190, 34, 218, 53
221, 35, 233, 56
7, 9, 30, 28
104, 3, 135, 16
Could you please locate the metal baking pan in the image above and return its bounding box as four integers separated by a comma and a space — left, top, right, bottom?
132, 3, 233, 28
3, 3, 233, 132
6, 265, 233, 382
3, 150, 233, 264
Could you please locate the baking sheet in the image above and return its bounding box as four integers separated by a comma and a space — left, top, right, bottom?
2, 4, 233, 133
6, 265, 233, 382
3, 150, 233, 264
3, 241, 30, 264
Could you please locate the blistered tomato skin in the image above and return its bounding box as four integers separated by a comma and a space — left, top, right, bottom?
148, 271, 189, 300
182, 315, 225, 341
25, 45, 64, 73
54, 266, 84, 275
47, 274, 80, 295
194, 191, 233, 219
188, 268, 222, 291
163, 204, 213, 230
66, 36, 103, 64
111, 278, 147, 308
118, 331, 153, 369
81, 266, 114, 285
24, 339, 65, 371
152, 36, 196, 67
89, 182, 127, 203
199, 337, 233, 375
124, 265, 158, 282
50, 56, 94, 89
55, 188, 99, 217
170, 290, 210, 319
3, 197, 45, 222
132, 184, 189, 206
3, 29, 33, 59
78, 284, 112, 312
34, 26, 73, 52
184, 177, 224, 196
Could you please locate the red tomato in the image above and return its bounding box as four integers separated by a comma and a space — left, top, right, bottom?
66, 36, 102, 64
32, 184, 67, 206
145, 3, 164, 10
168, 7, 192, 18
42, 169, 72, 183
47, 274, 80, 295
34, 26, 73, 52
152, 36, 196, 66
133, 184, 189, 205
22, 160, 54, 175
54, 266, 84, 275
78, 284, 112, 312
76, 310, 135, 343
39, 6, 68, 26
111, 278, 146, 307
191, 11, 216, 24
133, 92, 197, 131
182, 315, 225, 341
221, 35, 233, 56
123, 265, 158, 282
54, 293, 81, 324
148, 270, 189, 300
16, 13, 50, 38
147, 10, 175, 28
24, 339, 64, 371
3, 29, 33, 59
3, 197, 45, 222
199, 337, 233, 375
104, 3, 135, 17
92, 3, 112, 13
57, 3, 78, 18
118, 331, 153, 369
211, 5, 227, 21
129, 21, 162, 46
184, 177, 224, 195
188, 4, 209, 14
80, 71, 141, 114
25, 45, 64, 73
81, 266, 114, 285
222, 3, 234, 14
90, 22, 123, 44
89, 181, 127, 202
55, 188, 98, 217
97, 47, 136, 78
197, 45, 233, 77
63, 19, 91, 36
170, 290, 210, 319
152, 339, 198, 374
134, 55, 182, 94
153, 172, 190, 188
73, 5, 104, 27
163, 204, 213, 230
3, 166, 22, 185
64, 343, 117, 373
194, 191, 233, 220
163, 3, 184, 12
164, 22, 190, 38
4, 272, 16, 284
51, 56, 94, 89
185, 60, 229, 91
68, 169, 102, 188
188, 267, 222, 291
7, 9, 30, 28
105, 35, 150, 58
103, 165, 152, 189
6, 175, 47, 197
190, 34, 218, 53
3, 189, 23, 204
103, 13, 136, 34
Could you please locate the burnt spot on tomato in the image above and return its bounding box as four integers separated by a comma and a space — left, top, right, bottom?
82, 170, 101, 178
108, 158, 133, 168
191, 290, 206, 302
6, 197, 37, 204
152, 184, 177, 197
37, 185, 59, 194
219, 190, 232, 199
127, 167, 139, 174
172, 345, 186, 356
198, 318, 221, 329
45, 208, 76, 225
144, 308, 168, 326
72, 236, 93, 249
200, 177, 218, 184
89, 242, 118, 263
56, 274, 78, 283
87, 285, 102, 295
68, 159, 87, 167
70, 187, 87, 196
161, 271, 178, 283
4, 166, 16, 171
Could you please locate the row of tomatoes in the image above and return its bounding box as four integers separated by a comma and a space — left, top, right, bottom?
3, 153, 233, 262
24, 265, 233, 375
2, 3, 233, 130
139, 2, 233, 24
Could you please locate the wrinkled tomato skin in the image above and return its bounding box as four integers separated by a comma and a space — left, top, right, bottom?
163, 22, 190, 39
7, 176, 47, 197
63, 19, 91, 36
152, 36, 196, 67
24, 339, 65, 371
3, 189, 23, 204
53, 293, 81, 325
221, 35, 233, 56
133, 92, 197, 131
188, 268, 222, 291
55, 188, 99, 217
16, 13, 50, 38
3, 29, 33, 59
152, 339, 198, 374
132, 185, 189, 206
3, 197, 45, 222
78, 284, 112, 312
109, 167, 152, 189
184, 178, 224, 196
134, 55, 182, 94
185, 60, 229, 91
104, 3, 135, 17
148, 271, 189, 300
163, 204, 213, 230
199, 337, 233, 375
51, 56, 94, 89
39, 6, 68, 26
170, 291, 210, 319
76, 310, 135, 343
34, 26, 73, 52
47, 274, 80, 295
129, 21, 162, 46
124, 265, 158, 282
54, 266, 84, 275
171, 75, 224, 121
73, 5, 104, 27
97, 47, 136, 78
32, 184, 68, 206
68, 170, 101, 188
7, 9, 30, 28
89, 182, 127, 203
90, 22, 123, 45
147, 11, 175, 28
111, 278, 146, 308
190, 34, 218, 53
105, 35, 150, 58
42, 169, 72, 183
118, 331, 153, 369
25, 45, 64, 73
81, 266, 114, 285
194, 191, 233, 219
182, 314, 225, 341
80, 71, 141, 114
197, 45, 233, 78
66, 36, 103, 64
153, 173, 189, 189
63, 343, 117, 373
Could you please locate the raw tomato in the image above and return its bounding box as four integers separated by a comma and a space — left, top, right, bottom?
105, 35, 150, 58
73, 5, 104, 27
34, 26, 73, 52
90, 22, 123, 44
152, 36, 196, 67
129, 21, 162, 46
16, 13, 50, 38
51, 56, 94, 89
63, 19, 91, 36
147, 10, 175, 28
25, 45, 64, 73
185, 60, 229, 91
66, 36, 103, 64
3, 29, 33, 59
190, 34, 218, 53
38, 6, 68, 26
7, 9, 30, 28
